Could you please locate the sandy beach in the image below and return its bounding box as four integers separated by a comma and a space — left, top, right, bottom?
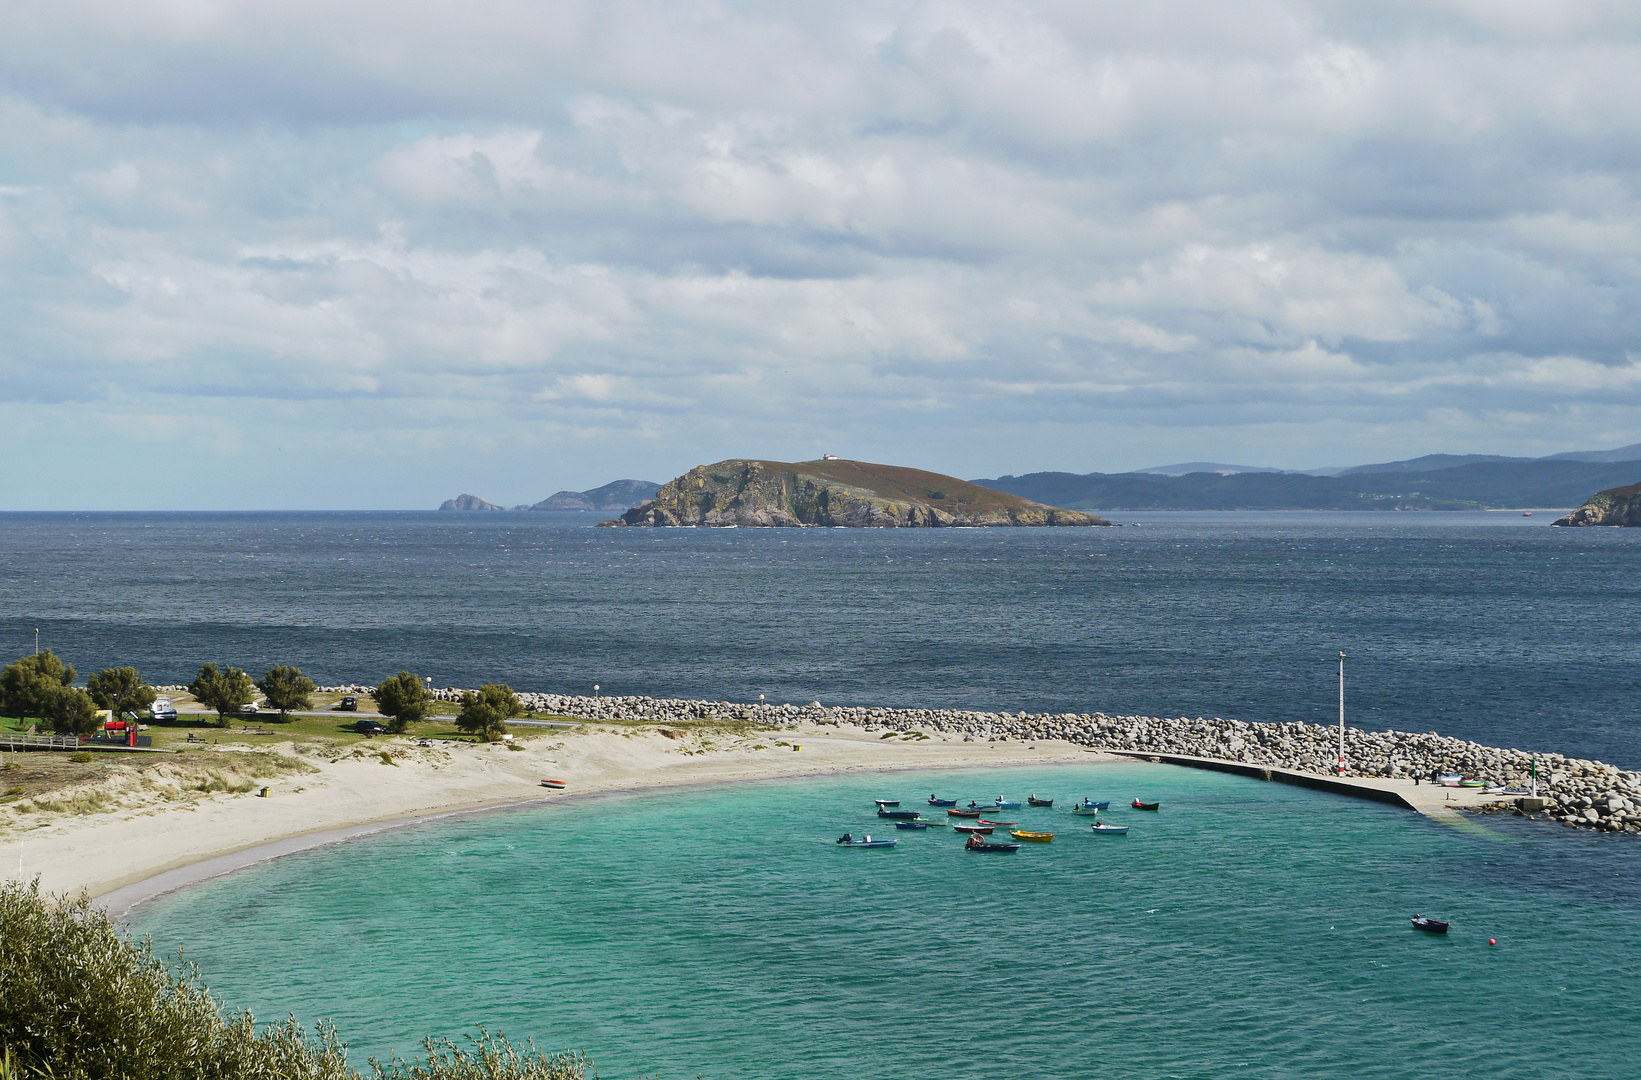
6, 723, 1102, 912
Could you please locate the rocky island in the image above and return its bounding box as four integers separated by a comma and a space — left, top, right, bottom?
1553, 479, 1641, 526
603, 458, 1109, 527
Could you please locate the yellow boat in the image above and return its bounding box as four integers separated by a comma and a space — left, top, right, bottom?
1009, 829, 1053, 842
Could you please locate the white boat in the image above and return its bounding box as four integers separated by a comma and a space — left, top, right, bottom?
1089, 822, 1129, 835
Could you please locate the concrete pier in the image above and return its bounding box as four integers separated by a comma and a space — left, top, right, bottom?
1108, 751, 1511, 818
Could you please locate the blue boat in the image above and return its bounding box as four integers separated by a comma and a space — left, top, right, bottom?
836, 833, 896, 848
993, 797, 1023, 810
1071, 799, 1110, 815
928, 796, 957, 807
877, 809, 922, 820
894, 820, 929, 831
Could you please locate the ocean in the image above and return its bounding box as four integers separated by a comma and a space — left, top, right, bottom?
2, 510, 1637, 765
127, 763, 1641, 1079
14, 509, 1639, 1078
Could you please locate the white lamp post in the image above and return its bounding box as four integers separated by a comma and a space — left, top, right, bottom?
1337, 652, 1346, 776
594, 684, 600, 699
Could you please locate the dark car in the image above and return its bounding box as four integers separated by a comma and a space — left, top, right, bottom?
354, 719, 386, 736
337, 696, 359, 712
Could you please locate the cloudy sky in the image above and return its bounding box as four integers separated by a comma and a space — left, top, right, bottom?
3, 0, 1639, 508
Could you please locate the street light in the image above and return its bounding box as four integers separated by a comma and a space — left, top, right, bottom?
593, 684, 600, 699
1337, 652, 1346, 776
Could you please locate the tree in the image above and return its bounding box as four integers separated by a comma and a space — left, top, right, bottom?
188, 663, 256, 727
0, 652, 100, 737
0, 651, 76, 723
374, 671, 433, 734
86, 668, 157, 724
455, 683, 523, 742
255, 666, 315, 723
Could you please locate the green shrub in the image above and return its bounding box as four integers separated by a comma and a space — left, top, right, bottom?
68, 751, 93, 763
0, 880, 590, 1080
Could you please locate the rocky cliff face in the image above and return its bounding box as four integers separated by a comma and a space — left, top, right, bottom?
603, 458, 1109, 527
1553, 480, 1641, 526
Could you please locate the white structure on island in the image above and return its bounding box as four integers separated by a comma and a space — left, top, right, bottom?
1337, 651, 1347, 776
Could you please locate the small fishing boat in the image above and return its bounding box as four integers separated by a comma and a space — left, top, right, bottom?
1482, 784, 1509, 795
965, 835, 1020, 853
1089, 822, 1129, 835
928, 796, 958, 807
1437, 775, 1463, 787
1026, 795, 1054, 807
953, 823, 995, 835
978, 819, 1017, 828
1458, 778, 1485, 789
948, 808, 983, 818
878, 809, 922, 820
993, 797, 1022, 810
1070, 800, 1110, 815
539, 780, 568, 789
895, 820, 929, 831
1410, 915, 1450, 934
835, 837, 896, 848
1009, 830, 1053, 842
1131, 800, 1160, 811
874, 799, 900, 808
921, 817, 950, 827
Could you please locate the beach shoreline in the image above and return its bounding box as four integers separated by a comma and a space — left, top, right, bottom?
6, 723, 1106, 915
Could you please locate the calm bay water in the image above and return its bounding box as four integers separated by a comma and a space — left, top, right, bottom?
129, 763, 1641, 1079
1, 510, 1637, 764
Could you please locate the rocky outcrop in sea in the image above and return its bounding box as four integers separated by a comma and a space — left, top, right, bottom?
603, 458, 1108, 528
1553, 480, 1641, 526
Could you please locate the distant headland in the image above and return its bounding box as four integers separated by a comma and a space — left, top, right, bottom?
438, 479, 660, 513
1554, 480, 1641, 526
601, 458, 1108, 527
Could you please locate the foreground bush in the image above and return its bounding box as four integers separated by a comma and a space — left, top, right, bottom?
0, 880, 590, 1080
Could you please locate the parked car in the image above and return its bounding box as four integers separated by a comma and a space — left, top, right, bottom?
337, 696, 358, 712
354, 719, 386, 736
150, 698, 178, 721
238, 701, 259, 714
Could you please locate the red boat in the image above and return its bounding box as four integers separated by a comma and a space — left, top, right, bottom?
948, 808, 982, 818
952, 823, 995, 834
1131, 800, 1160, 811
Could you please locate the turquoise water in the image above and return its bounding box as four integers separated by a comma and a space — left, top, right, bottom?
131, 764, 1641, 1079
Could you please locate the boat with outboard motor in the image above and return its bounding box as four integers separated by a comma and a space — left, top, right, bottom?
1027, 795, 1054, 807
928, 796, 957, 807
836, 833, 896, 848
965, 835, 1020, 853
1071, 799, 1110, 815
1089, 821, 1129, 835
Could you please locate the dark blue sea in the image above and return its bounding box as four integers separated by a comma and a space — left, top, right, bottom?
2, 509, 1638, 766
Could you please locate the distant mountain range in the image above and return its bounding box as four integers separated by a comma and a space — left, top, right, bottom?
976, 443, 1641, 511
438, 479, 660, 513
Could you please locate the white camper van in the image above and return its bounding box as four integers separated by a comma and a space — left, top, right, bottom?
150, 697, 178, 721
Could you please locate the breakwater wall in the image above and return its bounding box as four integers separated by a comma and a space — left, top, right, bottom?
172, 683, 1641, 835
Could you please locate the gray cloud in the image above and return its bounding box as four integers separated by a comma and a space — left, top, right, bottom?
0, 0, 1639, 508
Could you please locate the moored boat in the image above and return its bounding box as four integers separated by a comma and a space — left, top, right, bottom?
1131, 800, 1160, 811
874, 799, 900, 808
1009, 830, 1053, 842
928, 796, 958, 806
877, 809, 922, 819
948, 808, 983, 818
894, 820, 929, 831
835, 833, 896, 847
1027, 795, 1054, 807
953, 823, 995, 835
1410, 915, 1450, 934
965, 835, 1020, 853
993, 797, 1022, 810
1071, 800, 1109, 815
978, 819, 1018, 828
1089, 822, 1129, 835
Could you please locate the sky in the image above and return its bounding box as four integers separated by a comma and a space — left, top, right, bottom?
2, 0, 1640, 509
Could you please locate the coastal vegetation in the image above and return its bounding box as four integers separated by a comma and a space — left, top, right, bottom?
455, 684, 525, 741
0, 652, 98, 736
0, 879, 588, 1080
85, 667, 157, 726
187, 664, 257, 725
374, 672, 435, 733
255, 665, 317, 722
